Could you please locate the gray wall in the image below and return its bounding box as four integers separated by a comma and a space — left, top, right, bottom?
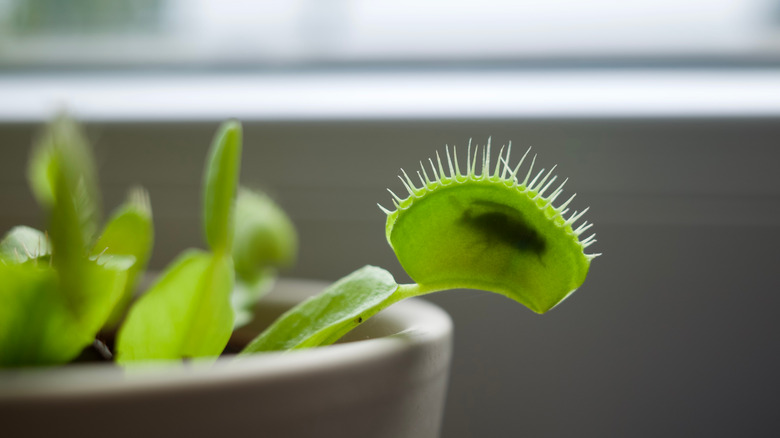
1, 118, 779, 437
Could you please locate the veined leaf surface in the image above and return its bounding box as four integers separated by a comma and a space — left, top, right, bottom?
241, 265, 398, 353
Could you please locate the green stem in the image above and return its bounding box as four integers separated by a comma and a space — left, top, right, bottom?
394, 282, 450, 300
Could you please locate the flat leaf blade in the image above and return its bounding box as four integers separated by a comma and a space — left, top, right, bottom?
241, 265, 398, 354
0, 264, 89, 367
115, 250, 234, 363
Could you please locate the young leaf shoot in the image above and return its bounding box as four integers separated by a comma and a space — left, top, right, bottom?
0, 117, 132, 367
204, 121, 242, 256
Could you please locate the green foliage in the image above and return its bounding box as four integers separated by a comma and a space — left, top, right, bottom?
115, 251, 234, 363
0, 116, 133, 367
3, 116, 596, 368
204, 121, 242, 256
93, 187, 154, 328
115, 121, 242, 364
0, 263, 81, 366
2, 117, 296, 367
0, 255, 128, 367
244, 141, 598, 354
231, 188, 297, 327
241, 266, 398, 353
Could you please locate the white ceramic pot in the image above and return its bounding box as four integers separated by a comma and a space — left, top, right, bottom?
0, 279, 453, 438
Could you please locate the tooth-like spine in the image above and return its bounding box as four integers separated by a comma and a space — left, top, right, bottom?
391, 141, 598, 256
547, 178, 568, 202
429, 158, 441, 184
470, 143, 480, 177
528, 168, 545, 192
417, 170, 427, 188
387, 188, 402, 203
499, 155, 516, 187
453, 146, 464, 180
435, 152, 447, 183
557, 193, 577, 212
533, 165, 557, 195
521, 154, 537, 187
399, 169, 418, 196
419, 161, 432, 185
466, 140, 473, 177
482, 138, 491, 179
502, 142, 513, 179
493, 145, 505, 179
510, 146, 532, 182
537, 175, 558, 200
581, 234, 597, 247
566, 207, 590, 227
574, 221, 593, 235
446, 146, 456, 179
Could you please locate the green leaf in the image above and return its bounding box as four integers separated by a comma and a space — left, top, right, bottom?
230, 187, 297, 327
232, 188, 297, 285
92, 187, 154, 327
240, 266, 398, 353
0, 226, 50, 264
203, 121, 242, 255
115, 250, 235, 363
0, 264, 82, 367
67, 256, 131, 339
27, 115, 101, 252
0, 259, 128, 367
20, 116, 129, 343
382, 143, 599, 313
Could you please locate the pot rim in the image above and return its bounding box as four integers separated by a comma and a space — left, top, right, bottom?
0, 278, 453, 400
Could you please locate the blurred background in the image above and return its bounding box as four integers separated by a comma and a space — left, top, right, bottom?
1, 1, 779, 436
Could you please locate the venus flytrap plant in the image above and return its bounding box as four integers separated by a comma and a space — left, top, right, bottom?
1, 116, 595, 369
0, 116, 134, 366
0, 117, 298, 368
241, 140, 598, 354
